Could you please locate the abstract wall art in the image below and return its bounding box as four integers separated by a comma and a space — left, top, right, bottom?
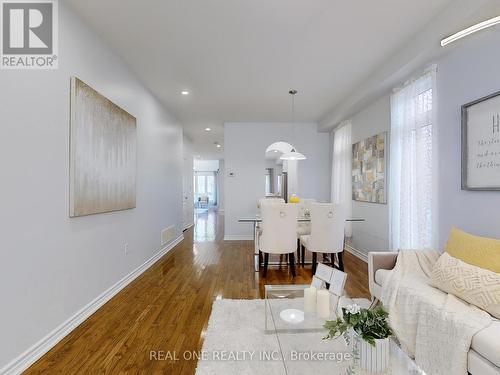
352, 132, 386, 204
69, 77, 137, 217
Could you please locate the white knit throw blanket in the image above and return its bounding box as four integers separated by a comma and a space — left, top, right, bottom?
381, 250, 492, 375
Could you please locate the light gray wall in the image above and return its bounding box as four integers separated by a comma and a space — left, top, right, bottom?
224, 122, 330, 239
183, 135, 195, 229
437, 28, 500, 248
350, 96, 391, 254
346, 27, 500, 254
0, 2, 183, 369
218, 159, 225, 211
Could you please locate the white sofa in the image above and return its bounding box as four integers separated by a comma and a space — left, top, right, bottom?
368, 251, 500, 375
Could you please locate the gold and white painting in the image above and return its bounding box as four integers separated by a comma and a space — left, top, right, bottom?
69, 77, 137, 217
352, 132, 386, 204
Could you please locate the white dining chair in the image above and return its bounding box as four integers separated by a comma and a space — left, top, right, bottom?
299, 203, 346, 273
296, 198, 316, 262
260, 203, 299, 277
257, 197, 285, 210
256, 197, 286, 263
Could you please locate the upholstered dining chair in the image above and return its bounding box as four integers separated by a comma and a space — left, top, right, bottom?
256, 198, 286, 262
296, 198, 316, 262
299, 203, 346, 273
260, 203, 299, 277
257, 197, 285, 210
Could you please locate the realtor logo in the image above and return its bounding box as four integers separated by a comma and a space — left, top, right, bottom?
1, 0, 58, 69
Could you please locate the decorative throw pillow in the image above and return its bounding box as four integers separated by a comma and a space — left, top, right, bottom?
445, 227, 500, 273
430, 252, 500, 319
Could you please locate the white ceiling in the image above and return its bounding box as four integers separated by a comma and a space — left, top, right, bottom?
67, 0, 455, 159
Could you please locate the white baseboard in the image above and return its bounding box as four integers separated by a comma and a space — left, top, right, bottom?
183, 222, 194, 231
345, 244, 368, 263
223, 235, 253, 241
0, 234, 184, 375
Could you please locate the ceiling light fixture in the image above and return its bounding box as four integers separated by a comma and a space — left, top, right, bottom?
441, 16, 500, 47
281, 90, 307, 161
181, 90, 189, 95
205, 127, 211, 131
215, 142, 222, 148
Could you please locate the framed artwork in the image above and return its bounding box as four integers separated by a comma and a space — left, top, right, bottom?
315, 263, 333, 283
462, 90, 500, 190
311, 276, 326, 289
69, 77, 137, 217
352, 132, 387, 203
328, 269, 347, 297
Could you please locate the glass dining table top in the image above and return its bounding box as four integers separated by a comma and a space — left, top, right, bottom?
238, 215, 365, 223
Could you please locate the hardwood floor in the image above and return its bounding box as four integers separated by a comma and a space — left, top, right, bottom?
26, 210, 369, 374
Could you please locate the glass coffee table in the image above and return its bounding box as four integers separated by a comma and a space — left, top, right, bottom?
264, 284, 425, 375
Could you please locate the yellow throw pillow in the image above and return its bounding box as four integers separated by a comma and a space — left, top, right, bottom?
445, 227, 500, 273
431, 252, 500, 318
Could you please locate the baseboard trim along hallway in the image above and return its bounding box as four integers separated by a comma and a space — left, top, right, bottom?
0, 234, 184, 375
345, 244, 368, 263
183, 222, 195, 231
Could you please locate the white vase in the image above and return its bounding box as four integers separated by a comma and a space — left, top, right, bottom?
359, 337, 390, 373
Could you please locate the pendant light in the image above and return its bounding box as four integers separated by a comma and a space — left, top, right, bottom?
280, 89, 307, 161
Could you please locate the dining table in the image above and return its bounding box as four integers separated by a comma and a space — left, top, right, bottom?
238, 215, 365, 272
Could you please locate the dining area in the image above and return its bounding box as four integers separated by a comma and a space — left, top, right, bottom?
238, 198, 364, 276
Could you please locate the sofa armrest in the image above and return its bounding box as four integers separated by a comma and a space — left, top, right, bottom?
368, 251, 398, 300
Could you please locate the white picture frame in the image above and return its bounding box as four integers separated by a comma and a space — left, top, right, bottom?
328, 269, 347, 297
311, 276, 326, 289
315, 263, 333, 283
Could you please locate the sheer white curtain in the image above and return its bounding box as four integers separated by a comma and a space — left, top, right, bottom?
331, 121, 352, 237
389, 68, 436, 250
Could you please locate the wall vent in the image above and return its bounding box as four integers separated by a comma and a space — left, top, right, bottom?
161, 225, 176, 246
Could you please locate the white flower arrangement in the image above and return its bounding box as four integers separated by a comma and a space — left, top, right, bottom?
345, 304, 361, 315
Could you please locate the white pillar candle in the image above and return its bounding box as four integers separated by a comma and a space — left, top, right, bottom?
304, 286, 317, 313
317, 290, 330, 319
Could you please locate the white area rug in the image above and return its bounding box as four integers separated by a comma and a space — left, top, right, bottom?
196, 299, 422, 375
195, 299, 354, 375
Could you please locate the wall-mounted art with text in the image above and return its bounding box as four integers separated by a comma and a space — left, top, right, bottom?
352, 132, 387, 203
69, 77, 137, 217
462, 91, 500, 190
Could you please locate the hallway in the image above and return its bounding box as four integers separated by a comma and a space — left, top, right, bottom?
26, 210, 368, 374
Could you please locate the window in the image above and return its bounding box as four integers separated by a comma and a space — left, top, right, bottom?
197, 175, 207, 195
265, 173, 271, 196
194, 172, 217, 206
331, 120, 352, 237
206, 175, 215, 199
389, 69, 436, 250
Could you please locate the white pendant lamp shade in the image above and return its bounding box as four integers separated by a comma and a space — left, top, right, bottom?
280, 149, 306, 161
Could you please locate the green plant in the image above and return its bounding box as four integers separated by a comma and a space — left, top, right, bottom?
323, 304, 393, 346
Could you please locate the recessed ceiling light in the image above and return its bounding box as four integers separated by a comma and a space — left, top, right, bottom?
216, 144, 222, 148
441, 16, 500, 46
273, 150, 278, 153
181, 91, 189, 95
205, 127, 211, 131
